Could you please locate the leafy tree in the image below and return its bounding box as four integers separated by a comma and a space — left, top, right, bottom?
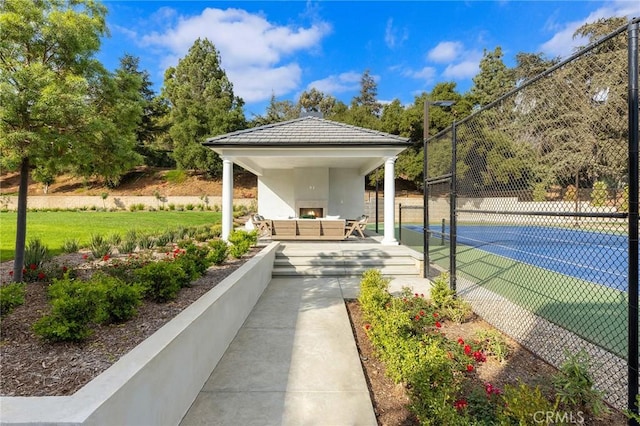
251, 93, 299, 126
0, 0, 108, 282
118, 54, 172, 166
163, 38, 246, 176
298, 87, 339, 117
469, 47, 514, 108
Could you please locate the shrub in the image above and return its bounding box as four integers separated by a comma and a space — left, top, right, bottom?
228, 229, 257, 258
93, 273, 143, 324
0, 283, 26, 317
89, 234, 112, 258
552, 350, 609, 417
591, 180, 609, 207
24, 238, 50, 269
532, 182, 547, 202
165, 169, 187, 184
497, 381, 558, 425
137, 233, 156, 250
134, 261, 187, 302
61, 238, 80, 254
118, 239, 137, 254
210, 224, 222, 238
430, 273, 473, 323
33, 278, 104, 342
208, 239, 228, 265
174, 243, 212, 283
474, 328, 510, 363
185, 203, 195, 211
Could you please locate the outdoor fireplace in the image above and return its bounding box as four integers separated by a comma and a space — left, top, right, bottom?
299, 207, 323, 218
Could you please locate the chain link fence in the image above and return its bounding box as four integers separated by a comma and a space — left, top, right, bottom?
424, 19, 639, 413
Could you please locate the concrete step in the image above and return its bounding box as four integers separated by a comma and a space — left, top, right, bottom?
271, 265, 419, 277
273, 257, 417, 268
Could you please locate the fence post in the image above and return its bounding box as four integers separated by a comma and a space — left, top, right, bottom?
399, 203, 403, 244
627, 19, 639, 426
450, 122, 457, 292
441, 218, 445, 246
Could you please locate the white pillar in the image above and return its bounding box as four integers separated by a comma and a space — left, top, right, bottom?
381, 156, 398, 245
221, 157, 234, 241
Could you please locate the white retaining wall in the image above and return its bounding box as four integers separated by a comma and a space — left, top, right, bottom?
0, 242, 279, 426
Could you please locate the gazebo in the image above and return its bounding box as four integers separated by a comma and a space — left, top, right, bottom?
203, 114, 411, 245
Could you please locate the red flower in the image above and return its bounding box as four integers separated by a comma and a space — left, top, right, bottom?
8, 271, 14, 276
414, 293, 419, 298
433, 312, 439, 318
364, 324, 371, 331
37, 272, 46, 280
82, 254, 89, 260
29, 263, 37, 270
457, 337, 465, 345
414, 315, 420, 321
473, 351, 487, 363
419, 310, 425, 317
103, 254, 110, 261
466, 364, 474, 372
464, 344, 472, 355
435, 321, 442, 328
484, 382, 501, 396
453, 399, 468, 410
62, 266, 68, 272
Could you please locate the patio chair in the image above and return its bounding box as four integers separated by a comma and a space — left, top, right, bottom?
252, 214, 272, 237
344, 215, 368, 238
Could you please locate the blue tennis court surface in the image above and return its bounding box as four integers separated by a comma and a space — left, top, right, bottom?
405, 224, 628, 292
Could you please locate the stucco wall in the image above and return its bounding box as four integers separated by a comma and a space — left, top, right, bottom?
329, 168, 364, 218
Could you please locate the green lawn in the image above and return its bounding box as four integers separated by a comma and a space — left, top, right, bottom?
0, 211, 221, 261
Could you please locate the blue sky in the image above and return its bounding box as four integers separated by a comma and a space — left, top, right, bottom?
98, 1, 640, 118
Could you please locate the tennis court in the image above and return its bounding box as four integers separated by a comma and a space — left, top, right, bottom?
405, 223, 628, 292
401, 223, 629, 358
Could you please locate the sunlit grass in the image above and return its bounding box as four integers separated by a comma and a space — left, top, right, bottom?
0, 211, 221, 261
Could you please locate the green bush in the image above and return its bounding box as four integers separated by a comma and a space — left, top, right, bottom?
174, 243, 212, 283
33, 278, 105, 342
61, 238, 80, 254
208, 239, 228, 265
165, 169, 187, 184
89, 234, 112, 258
497, 381, 558, 425
228, 229, 256, 258
591, 180, 609, 207
552, 350, 609, 417
532, 182, 547, 202
94, 273, 143, 323
430, 273, 472, 323
24, 238, 50, 269
0, 283, 26, 317
134, 260, 187, 302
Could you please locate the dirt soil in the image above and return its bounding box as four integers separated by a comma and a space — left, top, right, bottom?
0, 168, 258, 198
0, 249, 259, 397
344, 300, 627, 426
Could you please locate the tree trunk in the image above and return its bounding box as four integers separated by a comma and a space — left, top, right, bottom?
12, 157, 29, 282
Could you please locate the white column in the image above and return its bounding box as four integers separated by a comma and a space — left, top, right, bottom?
381, 156, 398, 245
221, 157, 234, 241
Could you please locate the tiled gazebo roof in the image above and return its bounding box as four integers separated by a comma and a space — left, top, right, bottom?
203, 115, 410, 147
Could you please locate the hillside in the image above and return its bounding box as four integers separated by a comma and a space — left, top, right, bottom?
0, 167, 258, 198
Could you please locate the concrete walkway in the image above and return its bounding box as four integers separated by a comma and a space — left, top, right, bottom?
180, 243, 430, 426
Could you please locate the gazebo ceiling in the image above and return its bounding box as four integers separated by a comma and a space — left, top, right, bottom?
203, 116, 411, 176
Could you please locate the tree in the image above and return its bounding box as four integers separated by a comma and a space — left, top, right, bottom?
163, 38, 246, 176
346, 69, 382, 128
0, 0, 108, 282
469, 47, 514, 108
118, 54, 172, 166
251, 93, 299, 126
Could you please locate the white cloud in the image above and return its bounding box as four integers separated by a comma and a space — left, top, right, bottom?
384, 18, 408, 49
404, 66, 437, 82
427, 41, 463, 63
540, 0, 640, 58
442, 50, 482, 79
138, 7, 331, 103
306, 71, 361, 94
